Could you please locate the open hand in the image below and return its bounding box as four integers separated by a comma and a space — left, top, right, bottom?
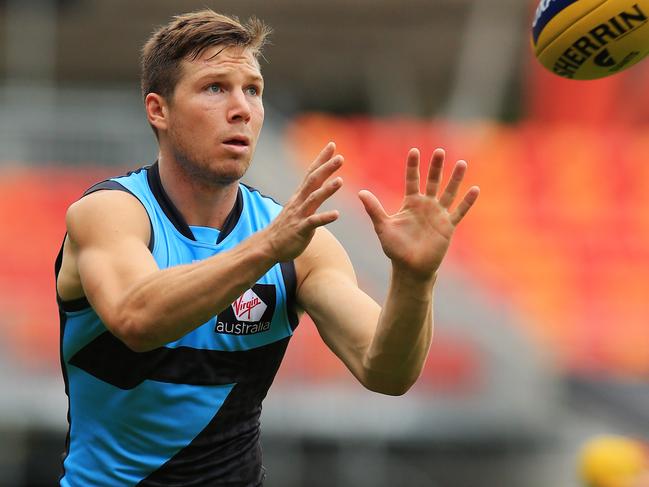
358, 148, 479, 281
265, 142, 343, 262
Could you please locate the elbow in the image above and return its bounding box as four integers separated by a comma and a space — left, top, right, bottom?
365, 383, 412, 397
361, 372, 417, 396
359, 356, 422, 396
109, 313, 159, 353
120, 332, 158, 353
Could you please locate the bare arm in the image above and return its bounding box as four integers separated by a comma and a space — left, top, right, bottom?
61, 143, 344, 352
296, 229, 434, 395
298, 148, 479, 395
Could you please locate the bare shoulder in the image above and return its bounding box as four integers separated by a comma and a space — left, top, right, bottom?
66, 189, 150, 247
58, 189, 153, 301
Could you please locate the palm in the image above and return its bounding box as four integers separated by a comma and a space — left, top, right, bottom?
375, 195, 454, 273
359, 148, 479, 279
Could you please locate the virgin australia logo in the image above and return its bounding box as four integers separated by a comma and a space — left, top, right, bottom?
214, 284, 276, 336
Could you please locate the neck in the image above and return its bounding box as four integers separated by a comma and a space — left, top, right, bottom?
157, 153, 239, 230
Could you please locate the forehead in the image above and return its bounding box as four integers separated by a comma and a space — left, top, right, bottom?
181, 45, 262, 81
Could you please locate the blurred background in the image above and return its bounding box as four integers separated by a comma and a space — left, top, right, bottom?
1, 0, 649, 486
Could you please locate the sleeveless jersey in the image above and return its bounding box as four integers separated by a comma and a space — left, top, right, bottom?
55, 162, 298, 486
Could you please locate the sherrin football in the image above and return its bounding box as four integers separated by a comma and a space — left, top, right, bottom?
532, 0, 649, 79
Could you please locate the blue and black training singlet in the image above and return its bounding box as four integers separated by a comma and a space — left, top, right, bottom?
55, 162, 299, 486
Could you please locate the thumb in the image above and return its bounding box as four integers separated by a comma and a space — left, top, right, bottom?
358, 190, 388, 228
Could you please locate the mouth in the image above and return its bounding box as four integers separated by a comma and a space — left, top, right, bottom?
222, 136, 250, 147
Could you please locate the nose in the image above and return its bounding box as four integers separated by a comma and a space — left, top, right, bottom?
227, 89, 251, 124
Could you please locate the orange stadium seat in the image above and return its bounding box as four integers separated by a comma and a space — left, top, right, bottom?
0, 166, 118, 371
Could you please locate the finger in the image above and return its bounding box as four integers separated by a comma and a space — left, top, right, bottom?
302, 177, 343, 215
358, 189, 388, 229
304, 210, 339, 229
305, 142, 336, 174
450, 186, 480, 225
404, 148, 421, 196
297, 155, 343, 202
438, 160, 467, 209
425, 148, 445, 197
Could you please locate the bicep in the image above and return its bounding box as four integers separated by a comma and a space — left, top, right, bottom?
66, 190, 159, 326
296, 228, 381, 379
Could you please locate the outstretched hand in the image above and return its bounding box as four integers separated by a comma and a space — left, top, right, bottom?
358, 148, 479, 281
265, 142, 343, 262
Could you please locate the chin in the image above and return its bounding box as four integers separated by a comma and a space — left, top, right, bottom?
171, 138, 253, 183
211, 172, 246, 186
204, 161, 250, 186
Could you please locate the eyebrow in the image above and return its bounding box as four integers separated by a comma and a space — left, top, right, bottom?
194, 70, 264, 85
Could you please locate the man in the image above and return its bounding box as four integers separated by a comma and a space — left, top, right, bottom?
55, 9, 479, 486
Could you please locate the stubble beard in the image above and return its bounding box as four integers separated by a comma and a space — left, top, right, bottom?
169, 129, 251, 189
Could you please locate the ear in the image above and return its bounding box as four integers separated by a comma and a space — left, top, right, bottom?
145, 93, 169, 132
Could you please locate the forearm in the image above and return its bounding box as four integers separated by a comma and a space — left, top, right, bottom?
113, 231, 276, 351
362, 266, 435, 395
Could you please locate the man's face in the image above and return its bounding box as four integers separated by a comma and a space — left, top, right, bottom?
164, 45, 265, 186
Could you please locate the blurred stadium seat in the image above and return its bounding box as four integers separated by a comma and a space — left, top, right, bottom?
0, 166, 118, 370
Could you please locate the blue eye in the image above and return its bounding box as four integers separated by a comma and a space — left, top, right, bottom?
246, 86, 259, 96
208, 84, 222, 93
